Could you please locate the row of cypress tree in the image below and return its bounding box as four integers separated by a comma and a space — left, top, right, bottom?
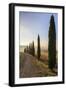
24, 35, 40, 60
24, 15, 56, 70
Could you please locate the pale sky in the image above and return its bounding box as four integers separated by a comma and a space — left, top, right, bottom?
19, 12, 58, 50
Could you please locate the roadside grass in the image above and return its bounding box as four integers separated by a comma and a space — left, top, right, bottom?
32, 59, 57, 77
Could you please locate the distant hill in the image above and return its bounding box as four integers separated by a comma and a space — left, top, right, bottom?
19, 45, 27, 52
20, 45, 48, 53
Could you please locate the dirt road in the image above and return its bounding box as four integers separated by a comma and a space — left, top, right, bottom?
20, 53, 39, 77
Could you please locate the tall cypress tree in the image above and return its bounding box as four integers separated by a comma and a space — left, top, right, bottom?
48, 15, 56, 69
28, 43, 32, 54
37, 34, 41, 60
32, 41, 35, 56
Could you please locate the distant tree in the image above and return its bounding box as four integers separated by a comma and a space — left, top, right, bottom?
32, 41, 35, 56
26, 46, 29, 52
28, 43, 32, 55
24, 48, 26, 53
28, 43, 31, 54
28, 42, 35, 56
48, 15, 56, 69
37, 34, 41, 60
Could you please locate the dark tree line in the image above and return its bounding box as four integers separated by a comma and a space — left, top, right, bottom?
28, 41, 35, 56
24, 41, 35, 56
24, 35, 41, 59
24, 15, 56, 70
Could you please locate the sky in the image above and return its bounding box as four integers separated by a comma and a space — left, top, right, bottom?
19, 12, 58, 50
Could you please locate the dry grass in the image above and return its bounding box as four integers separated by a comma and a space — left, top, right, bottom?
32, 59, 57, 77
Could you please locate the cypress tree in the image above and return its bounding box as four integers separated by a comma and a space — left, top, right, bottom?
28, 43, 32, 54
48, 15, 56, 69
37, 34, 41, 60
32, 41, 35, 56
24, 48, 26, 53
